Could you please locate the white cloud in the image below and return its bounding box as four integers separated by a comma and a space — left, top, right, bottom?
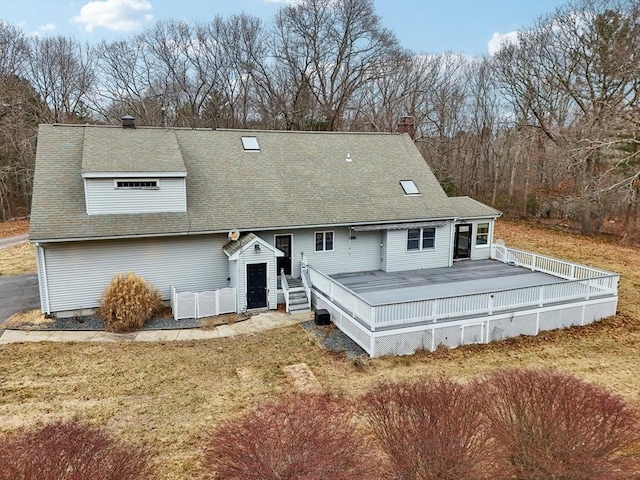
72, 0, 153, 33
39, 23, 56, 32
487, 31, 519, 56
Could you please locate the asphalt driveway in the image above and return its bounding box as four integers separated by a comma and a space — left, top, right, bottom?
0, 273, 40, 322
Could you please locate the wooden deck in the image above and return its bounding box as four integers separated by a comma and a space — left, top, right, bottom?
331, 260, 564, 305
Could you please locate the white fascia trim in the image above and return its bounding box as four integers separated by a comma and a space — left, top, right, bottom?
82, 171, 187, 178
227, 237, 285, 260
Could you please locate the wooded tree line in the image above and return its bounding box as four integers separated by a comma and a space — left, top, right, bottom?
1, 0, 638, 238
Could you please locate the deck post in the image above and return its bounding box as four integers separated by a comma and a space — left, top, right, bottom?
433, 299, 438, 323
488, 294, 494, 315
539, 286, 545, 307
531, 254, 537, 271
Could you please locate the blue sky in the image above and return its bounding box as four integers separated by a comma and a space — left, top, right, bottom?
1, 0, 570, 56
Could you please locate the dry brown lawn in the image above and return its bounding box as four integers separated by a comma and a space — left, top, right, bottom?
1, 219, 639, 479
0, 220, 35, 276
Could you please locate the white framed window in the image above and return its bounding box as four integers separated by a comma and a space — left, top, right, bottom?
400, 180, 420, 195
476, 222, 490, 246
407, 227, 436, 251
114, 179, 159, 189
241, 136, 260, 151
315, 231, 334, 252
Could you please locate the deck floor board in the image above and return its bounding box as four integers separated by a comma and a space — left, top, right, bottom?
330, 259, 565, 305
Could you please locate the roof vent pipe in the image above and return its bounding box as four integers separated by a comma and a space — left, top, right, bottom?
122, 115, 135, 128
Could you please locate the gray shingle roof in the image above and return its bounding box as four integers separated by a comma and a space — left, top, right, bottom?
81, 126, 186, 173
30, 124, 481, 242
449, 196, 502, 218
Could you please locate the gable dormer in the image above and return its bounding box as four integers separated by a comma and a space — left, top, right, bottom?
81, 122, 187, 215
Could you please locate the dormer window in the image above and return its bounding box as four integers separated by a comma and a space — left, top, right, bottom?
241, 136, 260, 151
115, 179, 159, 189
400, 180, 420, 195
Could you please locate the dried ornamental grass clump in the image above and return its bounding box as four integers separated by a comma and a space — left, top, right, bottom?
97, 272, 163, 333
0, 420, 154, 480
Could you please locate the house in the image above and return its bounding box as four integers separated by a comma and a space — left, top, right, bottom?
29, 119, 619, 356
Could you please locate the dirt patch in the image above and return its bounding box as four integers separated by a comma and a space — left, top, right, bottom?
282, 363, 324, 394
201, 312, 250, 330
1, 309, 52, 330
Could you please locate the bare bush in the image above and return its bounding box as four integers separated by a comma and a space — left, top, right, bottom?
361, 376, 494, 480
97, 272, 163, 333
0, 420, 154, 479
479, 368, 640, 480
203, 393, 379, 479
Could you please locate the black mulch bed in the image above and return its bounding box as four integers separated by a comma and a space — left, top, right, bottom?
38, 315, 203, 331
301, 320, 367, 359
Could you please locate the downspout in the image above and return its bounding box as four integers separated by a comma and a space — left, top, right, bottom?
35, 243, 51, 315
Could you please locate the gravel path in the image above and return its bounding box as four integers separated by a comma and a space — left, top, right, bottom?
38, 315, 203, 331
300, 320, 366, 358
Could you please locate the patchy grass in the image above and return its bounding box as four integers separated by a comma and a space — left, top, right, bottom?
0, 242, 36, 276
1, 220, 639, 479
0, 219, 29, 238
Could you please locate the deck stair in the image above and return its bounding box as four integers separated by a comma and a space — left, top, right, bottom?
288, 286, 310, 313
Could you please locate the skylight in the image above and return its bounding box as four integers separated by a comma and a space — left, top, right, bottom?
241, 136, 260, 151
400, 180, 420, 195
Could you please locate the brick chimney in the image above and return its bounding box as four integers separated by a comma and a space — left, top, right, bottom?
397, 115, 415, 139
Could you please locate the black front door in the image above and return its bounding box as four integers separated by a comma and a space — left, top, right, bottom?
454, 224, 472, 259
247, 263, 268, 309
275, 234, 292, 275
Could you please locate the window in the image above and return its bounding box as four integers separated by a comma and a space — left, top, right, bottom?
476, 222, 489, 246
407, 227, 436, 251
315, 231, 334, 252
400, 180, 420, 195
241, 136, 260, 151
114, 179, 158, 189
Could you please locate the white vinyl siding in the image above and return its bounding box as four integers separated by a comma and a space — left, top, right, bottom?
260, 227, 381, 278
469, 220, 494, 260
384, 223, 452, 272
234, 247, 277, 312
42, 235, 229, 314
84, 177, 186, 215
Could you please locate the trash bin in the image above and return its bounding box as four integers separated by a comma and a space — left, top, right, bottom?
314, 309, 330, 326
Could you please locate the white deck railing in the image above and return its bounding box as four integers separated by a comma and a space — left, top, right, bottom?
307, 247, 619, 331
491, 244, 612, 280
280, 269, 291, 312
170, 284, 237, 320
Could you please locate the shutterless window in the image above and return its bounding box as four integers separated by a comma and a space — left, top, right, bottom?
315, 231, 334, 252
407, 227, 436, 251
400, 180, 420, 195
476, 223, 489, 246
114, 179, 158, 189
241, 136, 260, 151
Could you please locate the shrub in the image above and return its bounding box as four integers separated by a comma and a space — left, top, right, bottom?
203, 394, 379, 479
97, 272, 163, 332
361, 376, 494, 480
478, 368, 640, 480
0, 420, 154, 480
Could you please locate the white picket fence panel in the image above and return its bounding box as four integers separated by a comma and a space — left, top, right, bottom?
170, 285, 237, 320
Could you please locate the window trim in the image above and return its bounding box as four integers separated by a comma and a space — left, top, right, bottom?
314, 231, 334, 252
475, 222, 490, 247
114, 179, 159, 190
407, 227, 436, 251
